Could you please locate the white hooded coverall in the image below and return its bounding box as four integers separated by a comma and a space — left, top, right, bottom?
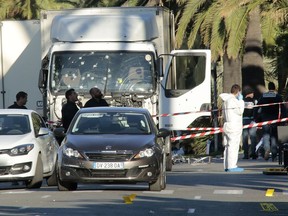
220, 93, 244, 170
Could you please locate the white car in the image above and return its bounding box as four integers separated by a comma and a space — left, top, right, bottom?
0, 109, 59, 188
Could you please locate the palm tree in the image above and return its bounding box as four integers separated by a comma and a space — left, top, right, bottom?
0, 0, 73, 19
175, 0, 288, 94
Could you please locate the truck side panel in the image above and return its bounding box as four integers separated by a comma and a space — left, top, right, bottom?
0, 20, 42, 113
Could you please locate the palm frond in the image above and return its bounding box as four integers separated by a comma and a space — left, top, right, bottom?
226, 7, 249, 59
175, 0, 208, 48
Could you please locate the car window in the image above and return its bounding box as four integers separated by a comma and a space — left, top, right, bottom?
32, 112, 47, 136
0, 114, 31, 135
71, 112, 151, 134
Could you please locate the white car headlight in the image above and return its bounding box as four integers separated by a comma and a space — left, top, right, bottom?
63, 147, 83, 158
9, 144, 34, 156
134, 148, 155, 159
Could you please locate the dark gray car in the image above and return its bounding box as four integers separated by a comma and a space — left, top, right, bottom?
55, 107, 170, 191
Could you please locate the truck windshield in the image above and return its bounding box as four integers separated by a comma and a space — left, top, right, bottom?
49, 51, 155, 95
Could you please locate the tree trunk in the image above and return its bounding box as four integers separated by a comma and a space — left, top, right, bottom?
222, 53, 242, 93
242, 6, 265, 99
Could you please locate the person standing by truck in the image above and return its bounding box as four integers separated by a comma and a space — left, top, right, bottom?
220, 84, 245, 172
61, 88, 83, 132
254, 82, 286, 161
242, 87, 258, 159
8, 91, 28, 109
84, 87, 109, 107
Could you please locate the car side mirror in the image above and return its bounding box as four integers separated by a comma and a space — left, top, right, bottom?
37, 127, 50, 137
157, 128, 170, 138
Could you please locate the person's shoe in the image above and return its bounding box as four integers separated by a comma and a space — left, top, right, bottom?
264, 150, 270, 161
225, 167, 244, 172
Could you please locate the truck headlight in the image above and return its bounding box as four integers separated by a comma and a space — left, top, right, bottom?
9, 144, 34, 156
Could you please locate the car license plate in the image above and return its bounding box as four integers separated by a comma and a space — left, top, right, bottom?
93, 162, 124, 170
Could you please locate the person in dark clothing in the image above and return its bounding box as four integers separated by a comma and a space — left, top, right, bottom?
254, 82, 286, 161
61, 88, 83, 132
242, 87, 258, 159
84, 87, 109, 108
8, 91, 28, 109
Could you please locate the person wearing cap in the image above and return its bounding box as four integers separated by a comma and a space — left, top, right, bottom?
84, 87, 109, 108
242, 87, 258, 159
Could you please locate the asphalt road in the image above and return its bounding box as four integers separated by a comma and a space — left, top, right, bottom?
0, 154, 287, 216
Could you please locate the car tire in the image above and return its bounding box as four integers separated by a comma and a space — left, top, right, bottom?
165, 136, 173, 171
26, 155, 43, 189
57, 168, 77, 191
166, 154, 173, 171
149, 159, 165, 191
57, 179, 78, 191
161, 153, 167, 190
46, 164, 58, 186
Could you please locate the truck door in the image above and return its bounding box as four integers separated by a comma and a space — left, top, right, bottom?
159, 50, 211, 130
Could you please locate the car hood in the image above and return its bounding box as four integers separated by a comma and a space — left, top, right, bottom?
64, 134, 156, 152
0, 134, 33, 149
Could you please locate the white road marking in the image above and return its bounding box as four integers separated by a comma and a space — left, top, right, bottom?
41, 195, 51, 198
187, 208, 195, 213
72, 190, 104, 193
194, 196, 201, 200
143, 190, 174, 194
213, 190, 243, 195
1, 191, 33, 194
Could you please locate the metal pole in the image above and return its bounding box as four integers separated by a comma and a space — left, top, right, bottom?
0, 22, 6, 108
212, 62, 218, 152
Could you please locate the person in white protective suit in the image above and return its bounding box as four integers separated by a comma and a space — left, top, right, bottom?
220, 84, 245, 172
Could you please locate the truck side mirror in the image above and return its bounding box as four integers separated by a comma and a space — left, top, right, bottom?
38, 68, 48, 91
157, 57, 164, 77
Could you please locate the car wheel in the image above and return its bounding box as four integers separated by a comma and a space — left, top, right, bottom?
166, 154, 173, 171
57, 179, 78, 191
46, 163, 58, 186
165, 136, 173, 171
161, 153, 167, 190
149, 160, 165, 191
57, 169, 77, 191
26, 155, 43, 189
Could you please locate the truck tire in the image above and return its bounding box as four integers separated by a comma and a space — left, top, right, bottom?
26, 155, 43, 189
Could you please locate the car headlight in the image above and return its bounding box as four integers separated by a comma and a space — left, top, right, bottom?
9, 144, 34, 156
63, 146, 83, 158
134, 148, 155, 159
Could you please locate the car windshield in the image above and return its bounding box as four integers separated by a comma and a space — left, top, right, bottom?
0, 114, 31, 135
71, 112, 151, 135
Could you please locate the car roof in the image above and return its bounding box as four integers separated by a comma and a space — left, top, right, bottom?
79, 107, 150, 115
0, 109, 36, 115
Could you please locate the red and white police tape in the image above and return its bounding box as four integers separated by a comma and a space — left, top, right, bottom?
171, 117, 288, 141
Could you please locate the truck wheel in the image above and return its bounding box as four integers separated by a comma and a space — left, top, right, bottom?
26, 155, 43, 189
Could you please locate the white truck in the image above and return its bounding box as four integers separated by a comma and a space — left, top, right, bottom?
0, 20, 43, 113
37, 7, 211, 169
